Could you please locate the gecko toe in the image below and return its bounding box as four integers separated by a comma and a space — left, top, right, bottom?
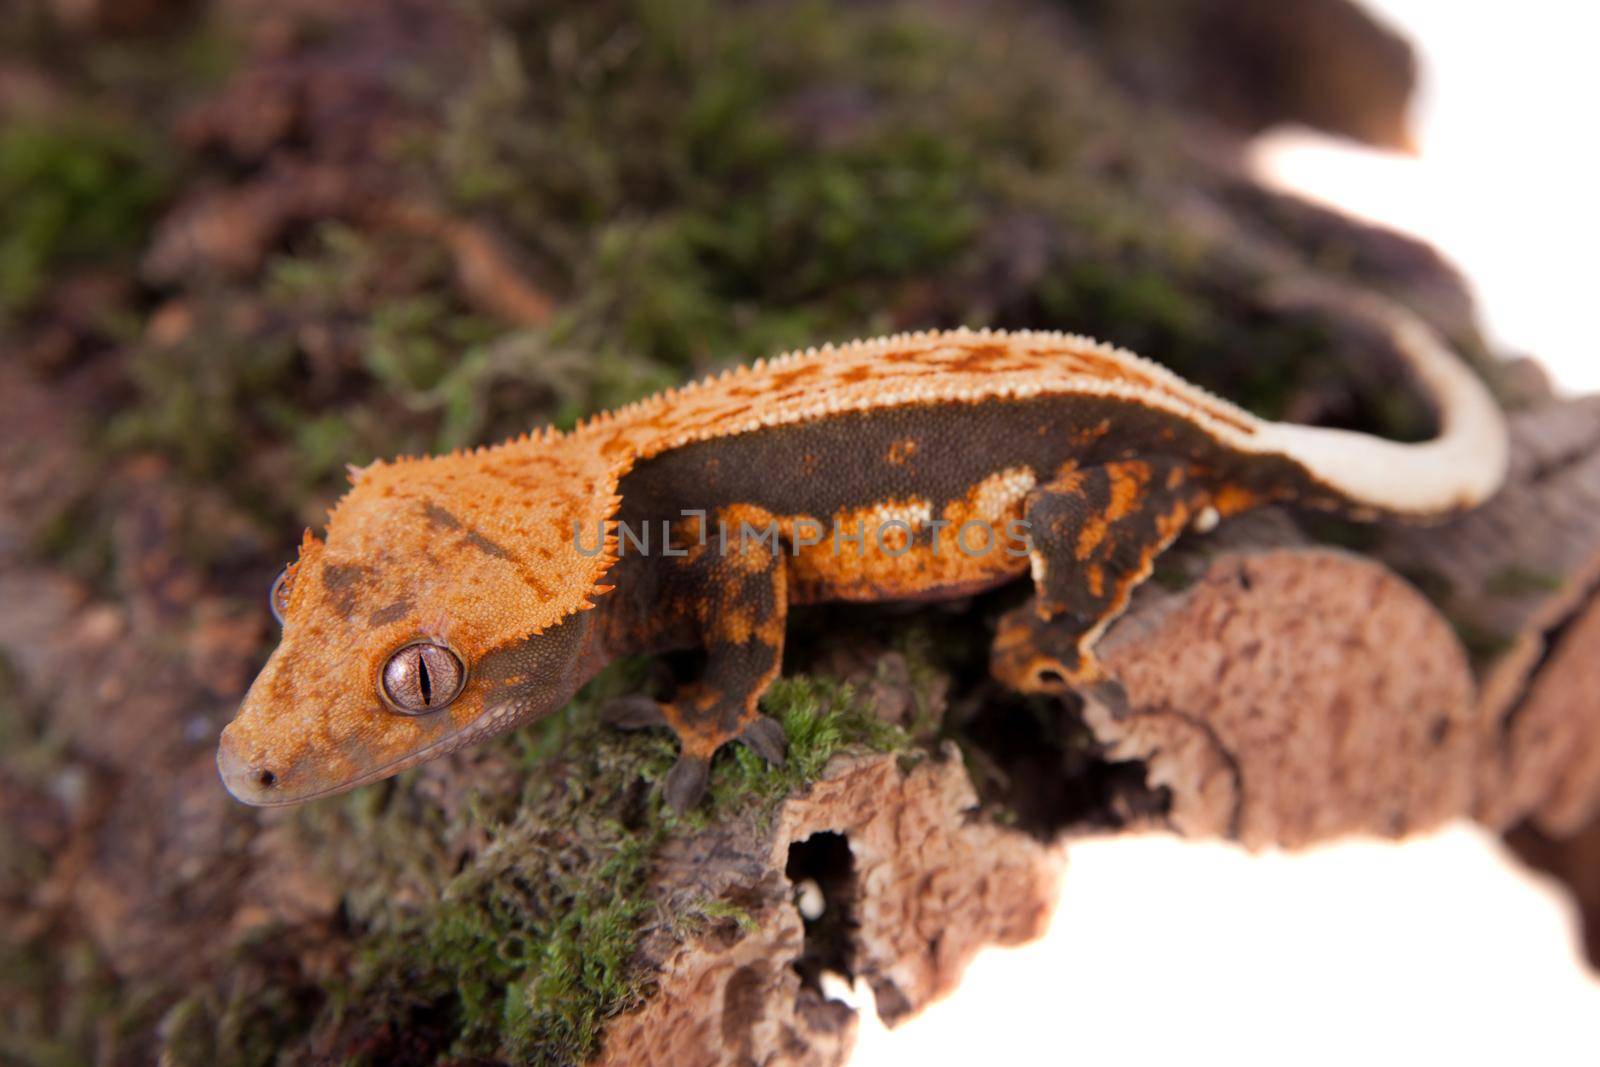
600, 695, 668, 730
1083, 677, 1131, 721
663, 755, 711, 812
737, 714, 788, 766
1030, 662, 1072, 693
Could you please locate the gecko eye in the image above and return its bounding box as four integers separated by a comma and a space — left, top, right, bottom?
269, 567, 292, 626
380, 642, 466, 714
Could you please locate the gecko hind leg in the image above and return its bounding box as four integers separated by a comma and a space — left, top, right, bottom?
992, 457, 1214, 697
599, 694, 668, 729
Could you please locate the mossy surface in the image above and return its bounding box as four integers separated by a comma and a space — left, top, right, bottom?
0, 116, 168, 318
76, 0, 1470, 579
217, 669, 909, 1064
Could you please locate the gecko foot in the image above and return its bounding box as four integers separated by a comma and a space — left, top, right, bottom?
1082, 677, 1131, 721
663, 754, 711, 812
737, 714, 788, 766
990, 604, 1103, 695
599, 694, 668, 730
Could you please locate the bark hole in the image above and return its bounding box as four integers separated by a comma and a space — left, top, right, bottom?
785, 831, 858, 993
959, 691, 1171, 836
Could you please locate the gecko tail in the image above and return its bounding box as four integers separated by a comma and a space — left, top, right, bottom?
1250, 283, 1510, 520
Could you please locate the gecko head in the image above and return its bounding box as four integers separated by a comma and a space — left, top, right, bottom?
217, 440, 619, 806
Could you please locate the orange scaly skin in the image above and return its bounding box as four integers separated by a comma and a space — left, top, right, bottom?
219, 304, 1508, 811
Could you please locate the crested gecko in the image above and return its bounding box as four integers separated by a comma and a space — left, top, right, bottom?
218, 292, 1507, 811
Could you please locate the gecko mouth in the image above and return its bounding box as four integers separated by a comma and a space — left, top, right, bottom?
216, 711, 477, 807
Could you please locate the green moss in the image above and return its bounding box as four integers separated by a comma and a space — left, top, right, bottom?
0, 116, 168, 317
1295, 513, 1385, 554
693, 674, 909, 823
97, 0, 1409, 569
1487, 566, 1565, 597
155, 951, 320, 1067
88, 16, 245, 93
1396, 564, 1455, 607
254, 664, 907, 1064
1151, 557, 1198, 592
889, 628, 954, 737
109, 325, 300, 482
682, 898, 761, 936
398, 814, 659, 1063
155, 994, 216, 1066
431, 1, 1000, 369
269, 744, 661, 1063
364, 295, 500, 395
0, 935, 133, 1067
26, 491, 117, 590
1038, 263, 1210, 356
0, 653, 71, 794
0, 651, 24, 755
1452, 618, 1513, 667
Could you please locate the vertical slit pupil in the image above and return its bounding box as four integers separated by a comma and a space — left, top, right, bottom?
418, 654, 432, 705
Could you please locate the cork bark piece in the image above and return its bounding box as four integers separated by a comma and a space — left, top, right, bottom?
1374, 397, 1600, 830
1085, 547, 1478, 849
596, 747, 1063, 1066
1492, 591, 1600, 836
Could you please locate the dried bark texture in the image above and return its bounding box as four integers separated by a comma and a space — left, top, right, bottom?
596, 746, 1064, 1066
1071, 0, 1418, 149
1089, 546, 1477, 848
596, 894, 841, 1067
1501, 594, 1600, 834
1507, 813, 1600, 967
1377, 397, 1600, 832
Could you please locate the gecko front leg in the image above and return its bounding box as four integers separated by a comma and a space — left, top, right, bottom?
603, 510, 790, 811
991, 457, 1219, 699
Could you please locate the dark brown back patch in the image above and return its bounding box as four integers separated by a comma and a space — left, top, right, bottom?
368, 599, 412, 627
465, 530, 510, 559
321, 561, 371, 618
422, 502, 462, 530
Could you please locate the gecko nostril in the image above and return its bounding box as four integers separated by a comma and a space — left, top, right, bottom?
257, 769, 277, 788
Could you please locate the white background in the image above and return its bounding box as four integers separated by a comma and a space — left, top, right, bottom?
849, 3, 1600, 1063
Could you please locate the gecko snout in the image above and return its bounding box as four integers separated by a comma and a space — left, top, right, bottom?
216, 733, 280, 804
